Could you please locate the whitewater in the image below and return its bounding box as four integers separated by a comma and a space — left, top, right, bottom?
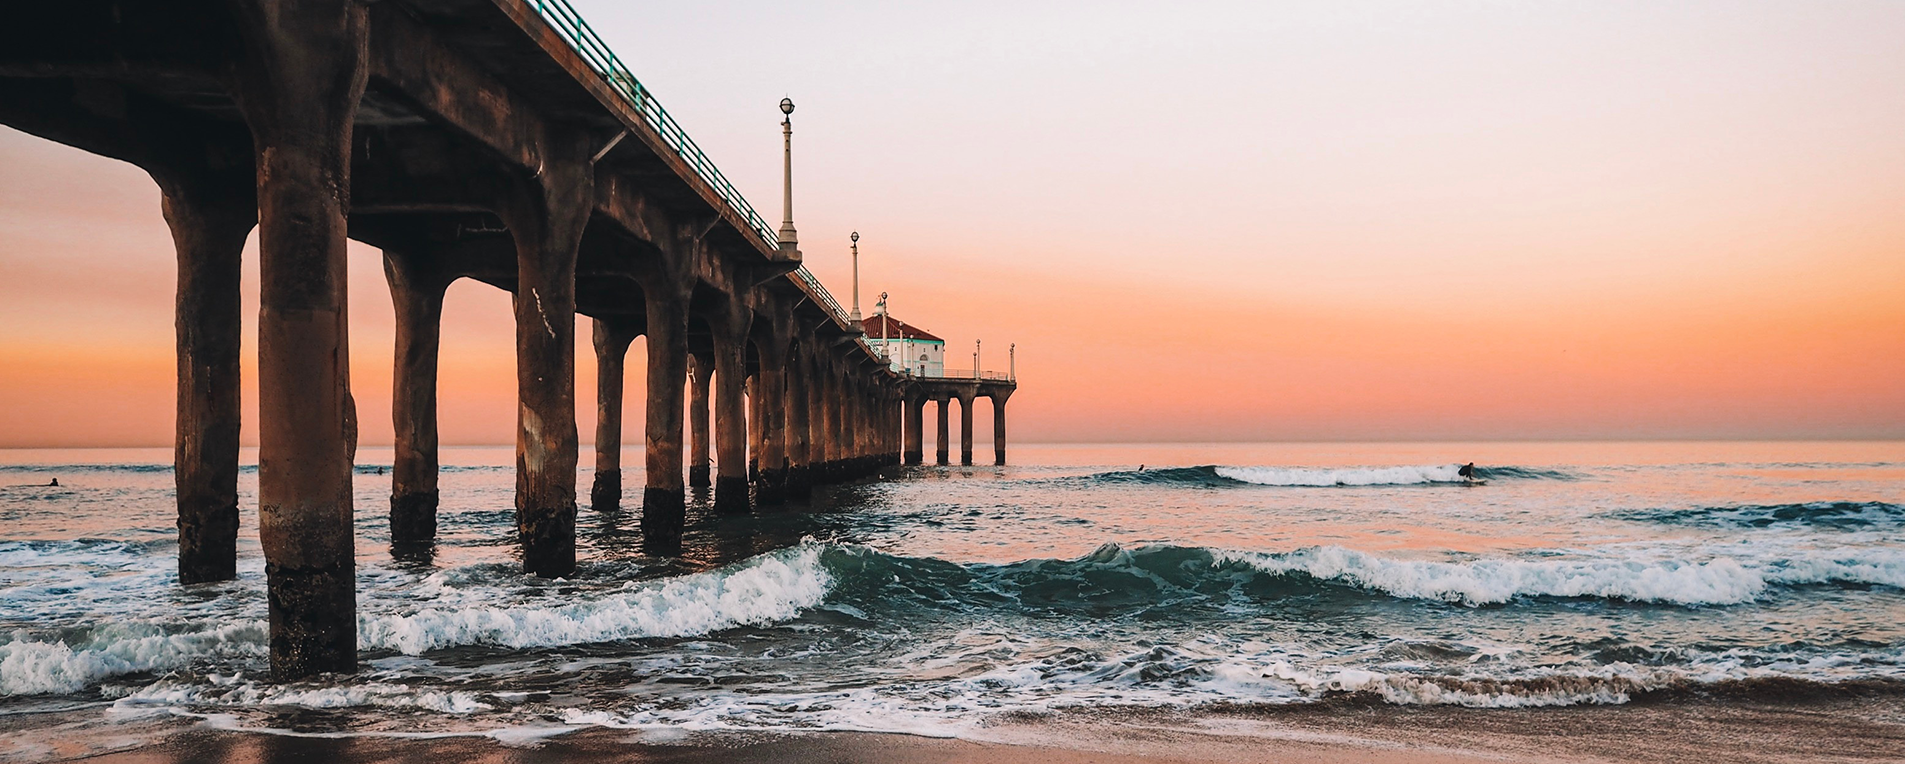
1, 441, 1902, 740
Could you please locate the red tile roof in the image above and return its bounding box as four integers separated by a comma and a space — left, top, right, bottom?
862, 314, 943, 342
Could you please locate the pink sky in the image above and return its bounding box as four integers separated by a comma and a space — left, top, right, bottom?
2, 0, 1902, 447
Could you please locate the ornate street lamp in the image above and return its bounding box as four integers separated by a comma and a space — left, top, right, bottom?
878, 291, 890, 367
777, 97, 798, 251
849, 231, 862, 324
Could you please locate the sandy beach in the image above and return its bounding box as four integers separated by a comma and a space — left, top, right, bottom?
14, 694, 1903, 764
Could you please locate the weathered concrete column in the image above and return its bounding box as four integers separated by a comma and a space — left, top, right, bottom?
784, 347, 812, 500
959, 393, 976, 466
383, 250, 451, 544
687, 351, 713, 488
888, 394, 903, 465
641, 292, 690, 538
499, 141, 592, 579
992, 393, 1011, 466
935, 398, 951, 466
887, 393, 901, 465
228, 0, 367, 679
163, 182, 253, 584
712, 313, 750, 512
590, 319, 638, 511
815, 359, 838, 482
840, 376, 858, 476
746, 371, 764, 483
754, 343, 788, 506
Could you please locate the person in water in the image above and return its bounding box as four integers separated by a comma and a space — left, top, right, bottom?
48, 478, 59, 487
1458, 463, 1475, 479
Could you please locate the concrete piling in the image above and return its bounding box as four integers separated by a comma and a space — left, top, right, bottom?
383, 250, 450, 544
591, 319, 638, 511
905, 397, 925, 466
640, 293, 690, 539
755, 349, 788, 506
165, 183, 252, 584
784, 346, 812, 500
499, 142, 590, 579
959, 393, 975, 466
935, 398, 951, 466
993, 394, 1010, 466
228, 0, 368, 680
712, 315, 751, 513
687, 351, 713, 488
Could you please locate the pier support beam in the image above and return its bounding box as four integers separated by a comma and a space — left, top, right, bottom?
712, 309, 751, 513
384, 250, 451, 545
591, 318, 639, 511
935, 398, 950, 466
499, 141, 591, 579
841, 376, 859, 477
992, 392, 1011, 466
959, 392, 975, 466
784, 345, 812, 500
754, 336, 788, 506
817, 359, 840, 482
229, 0, 368, 680
687, 351, 712, 488
166, 182, 253, 584
640, 292, 689, 539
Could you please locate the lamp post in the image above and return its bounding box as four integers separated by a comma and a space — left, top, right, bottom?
1010, 343, 1016, 381
849, 231, 862, 324
974, 339, 981, 379
777, 98, 797, 251
878, 291, 890, 368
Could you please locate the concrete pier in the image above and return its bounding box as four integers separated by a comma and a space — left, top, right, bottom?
958, 393, 975, 466
784, 344, 813, 500
687, 352, 713, 489
591, 319, 639, 511
903, 398, 923, 466
231, 0, 368, 680
640, 292, 690, 540
499, 139, 590, 580
993, 392, 1012, 466
935, 398, 951, 466
384, 250, 451, 544
754, 332, 789, 506
166, 182, 253, 584
1, 0, 1015, 682
712, 311, 751, 513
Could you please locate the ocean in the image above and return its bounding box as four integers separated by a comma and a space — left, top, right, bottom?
2, 441, 1902, 750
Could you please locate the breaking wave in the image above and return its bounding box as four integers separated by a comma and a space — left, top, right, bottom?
822, 542, 1905, 614
1, 544, 835, 696
1624, 502, 1905, 531
0, 622, 268, 696
359, 543, 833, 654
1081, 464, 1576, 487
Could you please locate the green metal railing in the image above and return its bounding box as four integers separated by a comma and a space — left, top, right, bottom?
793, 267, 850, 328
527, 0, 869, 338
529, 0, 778, 246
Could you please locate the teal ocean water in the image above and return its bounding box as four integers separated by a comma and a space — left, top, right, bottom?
2, 442, 1902, 739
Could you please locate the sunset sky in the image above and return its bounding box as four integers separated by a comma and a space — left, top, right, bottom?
2, 0, 1902, 447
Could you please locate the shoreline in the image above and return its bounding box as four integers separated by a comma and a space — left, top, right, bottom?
14, 694, 1905, 764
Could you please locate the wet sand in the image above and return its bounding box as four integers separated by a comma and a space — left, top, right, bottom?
20, 696, 1905, 764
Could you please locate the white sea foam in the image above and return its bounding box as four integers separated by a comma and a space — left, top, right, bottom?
358, 543, 833, 654
0, 622, 267, 696
1215, 464, 1464, 486
118, 678, 494, 714
1220, 546, 1774, 606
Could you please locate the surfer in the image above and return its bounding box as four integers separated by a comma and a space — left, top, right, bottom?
1137, 465, 1145, 472
1458, 463, 1475, 479
48, 477, 59, 487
